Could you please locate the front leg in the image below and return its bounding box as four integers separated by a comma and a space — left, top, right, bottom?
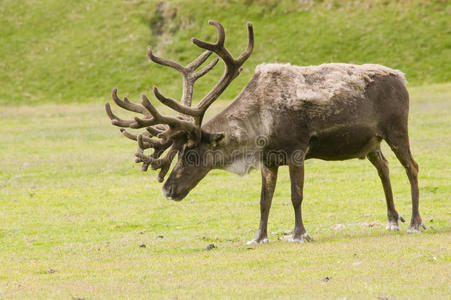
247, 165, 278, 245
287, 160, 313, 243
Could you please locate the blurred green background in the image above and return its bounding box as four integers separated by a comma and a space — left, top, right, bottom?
1, 0, 449, 106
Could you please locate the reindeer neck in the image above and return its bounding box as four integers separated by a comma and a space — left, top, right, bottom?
201, 96, 266, 175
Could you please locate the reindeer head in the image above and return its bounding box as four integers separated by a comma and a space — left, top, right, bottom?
105, 20, 254, 200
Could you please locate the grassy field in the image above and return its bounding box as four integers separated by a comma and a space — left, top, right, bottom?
0, 83, 450, 298
1, 0, 450, 298
1, 0, 450, 105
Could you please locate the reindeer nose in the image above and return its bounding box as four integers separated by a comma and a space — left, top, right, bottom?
162, 185, 187, 201
162, 186, 174, 200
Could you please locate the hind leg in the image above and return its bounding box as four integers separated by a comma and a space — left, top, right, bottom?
385, 131, 424, 233
367, 148, 405, 231
287, 161, 313, 243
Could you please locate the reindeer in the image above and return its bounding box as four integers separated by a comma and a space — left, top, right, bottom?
105, 20, 424, 244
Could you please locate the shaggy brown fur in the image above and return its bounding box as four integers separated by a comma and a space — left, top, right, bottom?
164, 63, 424, 243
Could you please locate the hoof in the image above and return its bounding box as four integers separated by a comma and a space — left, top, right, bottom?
386, 214, 404, 231
286, 233, 313, 244
407, 222, 426, 234
246, 237, 268, 245
386, 221, 400, 231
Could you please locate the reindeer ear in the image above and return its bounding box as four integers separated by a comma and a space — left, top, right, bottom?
209, 133, 225, 147
201, 131, 225, 147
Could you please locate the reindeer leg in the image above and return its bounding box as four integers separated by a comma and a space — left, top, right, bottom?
287, 159, 313, 243
385, 133, 424, 233
247, 165, 278, 245
367, 148, 405, 231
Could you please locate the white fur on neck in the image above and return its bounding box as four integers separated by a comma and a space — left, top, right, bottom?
225, 155, 261, 176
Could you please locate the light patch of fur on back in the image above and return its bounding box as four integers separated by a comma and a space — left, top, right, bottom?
255, 63, 407, 109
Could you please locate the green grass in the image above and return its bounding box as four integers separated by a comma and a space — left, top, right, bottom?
0, 0, 450, 105
1, 0, 450, 298
0, 84, 450, 298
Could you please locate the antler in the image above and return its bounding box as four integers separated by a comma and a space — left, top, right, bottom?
148, 48, 219, 107
105, 20, 254, 182
152, 20, 254, 125
105, 89, 187, 182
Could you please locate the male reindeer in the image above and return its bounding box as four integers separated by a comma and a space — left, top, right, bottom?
106, 20, 424, 244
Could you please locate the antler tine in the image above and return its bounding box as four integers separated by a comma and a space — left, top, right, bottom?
192, 20, 254, 73
135, 94, 199, 132
149, 48, 220, 110
106, 89, 158, 128
120, 129, 167, 151
186, 50, 212, 71
137, 135, 172, 161
115, 114, 174, 179
139, 133, 167, 148
149, 44, 217, 74
193, 57, 220, 79
147, 47, 185, 73
123, 124, 167, 148
105, 102, 136, 127
236, 22, 254, 64
136, 134, 177, 182
120, 128, 138, 141
150, 139, 172, 162
117, 118, 173, 174
130, 94, 168, 128
192, 20, 226, 52
190, 20, 254, 123
108, 89, 194, 150
136, 148, 176, 182
153, 86, 202, 116
112, 88, 151, 116
146, 126, 165, 136
151, 53, 219, 117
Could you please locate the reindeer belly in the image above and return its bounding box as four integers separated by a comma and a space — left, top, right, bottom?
305, 125, 381, 160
